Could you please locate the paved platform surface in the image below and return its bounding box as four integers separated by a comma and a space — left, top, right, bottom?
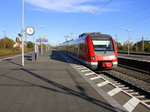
0, 50, 124, 112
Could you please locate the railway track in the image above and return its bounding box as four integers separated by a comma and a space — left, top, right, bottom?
74, 65, 150, 111
72, 55, 150, 106
96, 61, 150, 105
118, 64, 150, 75
96, 70, 150, 105
113, 65, 150, 85
118, 57, 150, 72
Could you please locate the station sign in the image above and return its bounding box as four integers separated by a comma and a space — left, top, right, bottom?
124, 40, 133, 45
36, 38, 48, 43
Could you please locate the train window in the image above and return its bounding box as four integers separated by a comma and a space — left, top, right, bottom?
93, 40, 113, 51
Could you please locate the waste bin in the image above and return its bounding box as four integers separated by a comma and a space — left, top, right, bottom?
35, 53, 38, 61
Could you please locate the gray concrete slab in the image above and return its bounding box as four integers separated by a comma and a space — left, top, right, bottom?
0, 50, 120, 112
92, 78, 105, 84
100, 84, 116, 92
113, 92, 131, 105
132, 103, 150, 112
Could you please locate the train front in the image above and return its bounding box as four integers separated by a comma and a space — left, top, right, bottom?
87, 34, 118, 70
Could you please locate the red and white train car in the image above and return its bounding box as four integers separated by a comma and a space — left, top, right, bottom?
60, 32, 118, 70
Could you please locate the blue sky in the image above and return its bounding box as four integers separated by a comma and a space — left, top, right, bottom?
0, 0, 150, 45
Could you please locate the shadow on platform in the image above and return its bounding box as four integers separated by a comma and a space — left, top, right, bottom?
3, 58, 21, 66
2, 54, 33, 66
0, 67, 125, 112
50, 50, 81, 65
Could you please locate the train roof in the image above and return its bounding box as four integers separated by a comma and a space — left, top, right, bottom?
79, 32, 112, 40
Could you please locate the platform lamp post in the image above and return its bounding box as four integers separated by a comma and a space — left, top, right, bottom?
39, 26, 45, 55
126, 29, 131, 55
21, 0, 25, 66
33, 36, 36, 53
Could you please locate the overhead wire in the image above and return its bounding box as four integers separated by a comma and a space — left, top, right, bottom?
109, 3, 150, 30
111, 4, 150, 23
109, 15, 150, 31
71, 0, 113, 34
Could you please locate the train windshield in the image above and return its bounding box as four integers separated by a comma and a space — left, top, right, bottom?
93, 39, 113, 51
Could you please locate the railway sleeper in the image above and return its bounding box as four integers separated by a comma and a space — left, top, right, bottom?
125, 89, 134, 92
121, 87, 130, 90
135, 95, 145, 99
129, 92, 139, 95
142, 99, 150, 103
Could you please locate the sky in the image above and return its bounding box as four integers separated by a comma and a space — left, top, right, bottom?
0, 0, 150, 45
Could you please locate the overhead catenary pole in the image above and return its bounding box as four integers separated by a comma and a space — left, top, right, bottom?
136, 38, 138, 52
33, 36, 36, 53
39, 26, 45, 55
115, 34, 118, 42
126, 29, 131, 55
21, 0, 25, 66
115, 34, 119, 48
65, 35, 69, 42
142, 36, 144, 52
70, 33, 74, 40
3, 31, 6, 49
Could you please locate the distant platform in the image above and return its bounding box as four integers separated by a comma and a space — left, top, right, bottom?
118, 53, 150, 62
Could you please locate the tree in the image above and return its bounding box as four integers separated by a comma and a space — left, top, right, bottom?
0, 37, 15, 49
116, 42, 122, 51
144, 41, 150, 52
122, 44, 128, 51
27, 41, 34, 49
42, 44, 46, 49
133, 40, 150, 52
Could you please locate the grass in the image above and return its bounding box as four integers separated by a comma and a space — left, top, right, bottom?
0, 48, 33, 56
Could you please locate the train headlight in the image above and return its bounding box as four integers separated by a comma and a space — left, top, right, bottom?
91, 56, 96, 60
109, 56, 116, 60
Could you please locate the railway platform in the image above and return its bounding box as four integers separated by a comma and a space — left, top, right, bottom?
118, 53, 150, 62
0, 50, 127, 112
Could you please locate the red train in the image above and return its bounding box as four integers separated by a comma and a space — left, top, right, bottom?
60, 32, 118, 70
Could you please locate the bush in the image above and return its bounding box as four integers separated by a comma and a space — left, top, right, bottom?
0, 37, 15, 49
27, 41, 34, 49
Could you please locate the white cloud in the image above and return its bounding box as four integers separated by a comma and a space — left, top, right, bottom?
25, 0, 112, 13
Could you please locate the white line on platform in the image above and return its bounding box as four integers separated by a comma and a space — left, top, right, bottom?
107, 88, 122, 96
78, 67, 87, 70
81, 69, 91, 72
85, 72, 95, 76
97, 80, 109, 87
90, 76, 102, 80
75, 65, 83, 68
123, 97, 140, 112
